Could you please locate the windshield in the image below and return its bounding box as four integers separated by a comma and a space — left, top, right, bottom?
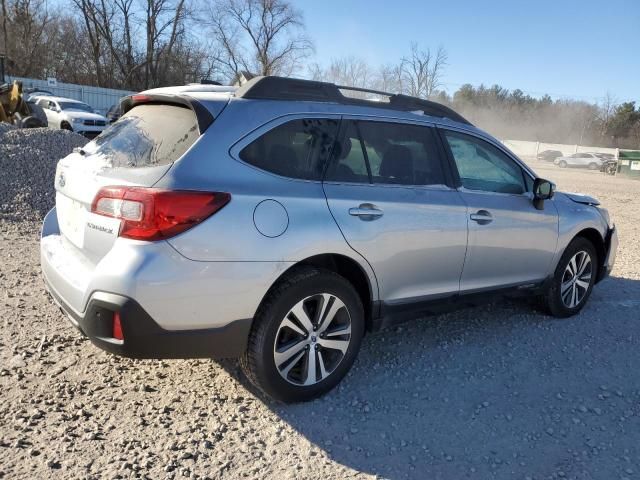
85, 103, 199, 168
59, 102, 94, 112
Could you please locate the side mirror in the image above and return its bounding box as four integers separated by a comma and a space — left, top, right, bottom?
533, 178, 555, 210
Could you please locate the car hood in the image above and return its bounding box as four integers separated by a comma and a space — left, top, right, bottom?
560, 192, 601, 206
63, 110, 107, 121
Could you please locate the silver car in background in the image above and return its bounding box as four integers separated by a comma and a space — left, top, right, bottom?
41, 76, 618, 402
554, 152, 607, 170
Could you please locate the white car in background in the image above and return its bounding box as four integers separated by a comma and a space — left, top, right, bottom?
32, 96, 108, 139
554, 152, 605, 170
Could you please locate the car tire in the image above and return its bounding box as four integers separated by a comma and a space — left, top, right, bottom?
240, 266, 365, 403
543, 237, 598, 318
60, 121, 73, 131
588, 162, 598, 170
558, 160, 567, 168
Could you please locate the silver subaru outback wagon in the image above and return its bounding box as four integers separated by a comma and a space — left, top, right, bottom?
41, 76, 618, 402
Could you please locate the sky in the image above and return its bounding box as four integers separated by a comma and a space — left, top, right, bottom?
299, 0, 639, 104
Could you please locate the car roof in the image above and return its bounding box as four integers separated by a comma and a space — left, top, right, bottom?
31, 95, 87, 104
235, 76, 472, 126
140, 77, 475, 130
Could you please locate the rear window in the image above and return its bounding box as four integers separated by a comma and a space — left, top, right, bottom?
89, 104, 199, 168
239, 118, 339, 180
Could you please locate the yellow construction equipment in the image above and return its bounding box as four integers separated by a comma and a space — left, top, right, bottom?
0, 80, 46, 128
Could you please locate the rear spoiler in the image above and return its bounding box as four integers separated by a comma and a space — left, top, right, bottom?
120, 94, 215, 133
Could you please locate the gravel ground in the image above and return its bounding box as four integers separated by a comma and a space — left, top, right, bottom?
1, 160, 639, 480
0, 127, 87, 222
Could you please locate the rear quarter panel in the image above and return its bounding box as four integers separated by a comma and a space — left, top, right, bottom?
155, 101, 379, 300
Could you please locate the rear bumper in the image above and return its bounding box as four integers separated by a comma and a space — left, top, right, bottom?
41, 207, 290, 359
45, 284, 251, 359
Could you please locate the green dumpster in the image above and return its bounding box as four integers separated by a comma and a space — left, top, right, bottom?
619, 150, 640, 177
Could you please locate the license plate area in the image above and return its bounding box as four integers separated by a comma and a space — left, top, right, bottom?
56, 193, 86, 248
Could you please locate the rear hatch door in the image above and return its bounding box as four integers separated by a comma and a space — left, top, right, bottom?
54, 101, 204, 261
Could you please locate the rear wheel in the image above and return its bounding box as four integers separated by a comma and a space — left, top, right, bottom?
241, 266, 364, 403
588, 162, 598, 170
558, 160, 568, 168
543, 237, 597, 317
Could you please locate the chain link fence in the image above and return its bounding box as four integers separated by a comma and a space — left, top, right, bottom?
7, 76, 134, 114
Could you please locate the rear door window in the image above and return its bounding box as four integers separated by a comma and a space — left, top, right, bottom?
239, 118, 339, 180
89, 104, 199, 168
324, 121, 370, 183
326, 120, 446, 186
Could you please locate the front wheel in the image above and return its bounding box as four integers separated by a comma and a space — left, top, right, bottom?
588, 162, 598, 170
543, 237, 597, 317
241, 266, 364, 403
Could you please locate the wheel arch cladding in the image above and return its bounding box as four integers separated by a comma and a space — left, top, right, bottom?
258, 253, 375, 332
573, 228, 605, 277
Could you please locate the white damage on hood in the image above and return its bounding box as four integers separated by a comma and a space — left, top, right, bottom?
563, 192, 601, 206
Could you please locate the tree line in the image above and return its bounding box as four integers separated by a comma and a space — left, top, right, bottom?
1, 0, 638, 148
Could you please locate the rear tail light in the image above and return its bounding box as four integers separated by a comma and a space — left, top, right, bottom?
91, 187, 230, 240
131, 94, 152, 103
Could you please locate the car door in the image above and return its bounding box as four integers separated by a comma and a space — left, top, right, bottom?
47, 100, 62, 128
323, 118, 468, 306
573, 153, 590, 167
439, 128, 558, 292
41, 100, 56, 128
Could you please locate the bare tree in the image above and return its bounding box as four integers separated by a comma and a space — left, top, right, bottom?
398, 43, 447, 99
375, 63, 402, 93
597, 92, 617, 142
71, 0, 107, 85
1, 0, 8, 59
64, 0, 213, 90
309, 56, 374, 91
207, 0, 313, 81
1, 0, 55, 77
143, 0, 188, 88
306, 61, 323, 81
307, 44, 447, 98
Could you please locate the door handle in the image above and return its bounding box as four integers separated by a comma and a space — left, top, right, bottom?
470, 210, 493, 225
349, 203, 384, 220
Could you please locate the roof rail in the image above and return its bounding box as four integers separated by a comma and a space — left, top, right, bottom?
234, 75, 472, 125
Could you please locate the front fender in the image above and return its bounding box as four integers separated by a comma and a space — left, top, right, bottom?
549, 193, 608, 273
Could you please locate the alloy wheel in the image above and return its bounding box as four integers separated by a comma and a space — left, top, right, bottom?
273, 294, 352, 386
560, 250, 592, 308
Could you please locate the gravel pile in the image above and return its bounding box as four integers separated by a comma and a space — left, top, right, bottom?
0, 122, 17, 136
1, 163, 639, 479
0, 127, 88, 222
